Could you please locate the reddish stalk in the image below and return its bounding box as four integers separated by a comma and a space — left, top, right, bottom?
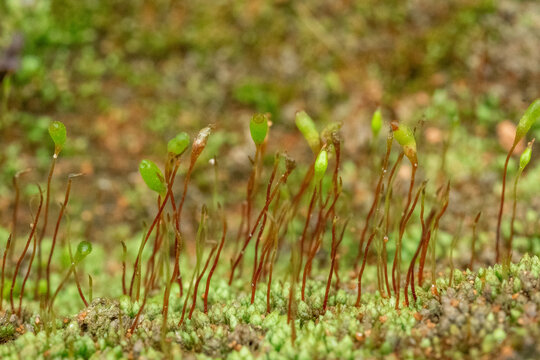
130, 160, 182, 298
1, 170, 29, 311
393, 179, 423, 309
232, 202, 247, 258
36, 156, 57, 298
298, 187, 317, 278
203, 215, 227, 313
250, 159, 279, 298
121, 241, 127, 295
301, 190, 341, 300
355, 132, 393, 268
229, 162, 295, 284
10, 187, 43, 313
404, 189, 426, 306
46, 174, 79, 302
392, 162, 417, 308
469, 211, 482, 270
187, 246, 217, 320
381, 153, 404, 298
416, 209, 435, 286
265, 206, 289, 313
144, 209, 163, 287
245, 147, 262, 249
130, 264, 158, 333
419, 184, 449, 286
129, 193, 170, 298
287, 236, 301, 325
71, 261, 89, 307
495, 144, 517, 263
252, 201, 285, 304
8, 170, 29, 261
323, 218, 348, 312
0, 234, 12, 311
355, 217, 384, 306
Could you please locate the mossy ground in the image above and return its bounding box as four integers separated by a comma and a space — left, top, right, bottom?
0, 255, 538, 359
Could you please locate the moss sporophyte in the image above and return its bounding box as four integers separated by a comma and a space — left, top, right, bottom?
1, 101, 540, 358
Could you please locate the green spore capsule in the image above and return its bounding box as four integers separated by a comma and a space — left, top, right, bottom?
49, 121, 67, 155
314, 149, 328, 182
74, 241, 92, 263
295, 111, 320, 154
519, 139, 534, 171
371, 108, 382, 138
168, 132, 190, 156
391, 121, 417, 165
249, 113, 269, 145
139, 159, 167, 195
515, 99, 540, 143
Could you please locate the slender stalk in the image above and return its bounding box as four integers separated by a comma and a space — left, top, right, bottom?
18, 231, 38, 316
355, 217, 384, 306
1, 170, 29, 311
355, 133, 393, 268
301, 189, 340, 300
48, 266, 74, 312
404, 189, 426, 306
36, 156, 57, 298
229, 166, 294, 284
419, 183, 449, 286
468, 211, 482, 270
392, 162, 417, 309
323, 218, 347, 312
130, 160, 181, 299
46, 175, 79, 302
188, 247, 216, 319
121, 241, 127, 295
507, 170, 523, 267
129, 193, 169, 298
204, 215, 227, 313
10, 187, 43, 313
495, 143, 517, 263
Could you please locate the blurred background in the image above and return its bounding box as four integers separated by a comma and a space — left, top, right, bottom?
1, 0, 540, 303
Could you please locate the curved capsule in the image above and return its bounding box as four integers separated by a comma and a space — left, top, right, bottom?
168, 132, 190, 157
139, 159, 167, 195
49, 121, 67, 155
314, 149, 329, 182
295, 111, 320, 154
519, 139, 534, 171
516, 99, 540, 143
391, 121, 417, 165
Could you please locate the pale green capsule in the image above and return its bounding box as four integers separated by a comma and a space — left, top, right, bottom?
519, 140, 534, 170
49, 121, 67, 155
249, 113, 269, 145
295, 111, 320, 153
314, 149, 328, 182
139, 159, 167, 195
371, 108, 382, 138
515, 99, 540, 143
75, 241, 92, 263
391, 121, 417, 165
168, 132, 190, 156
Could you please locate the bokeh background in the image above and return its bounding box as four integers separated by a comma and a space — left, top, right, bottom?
1, 0, 540, 304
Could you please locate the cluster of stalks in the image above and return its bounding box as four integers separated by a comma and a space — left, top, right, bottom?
1, 121, 92, 322
2, 99, 538, 341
